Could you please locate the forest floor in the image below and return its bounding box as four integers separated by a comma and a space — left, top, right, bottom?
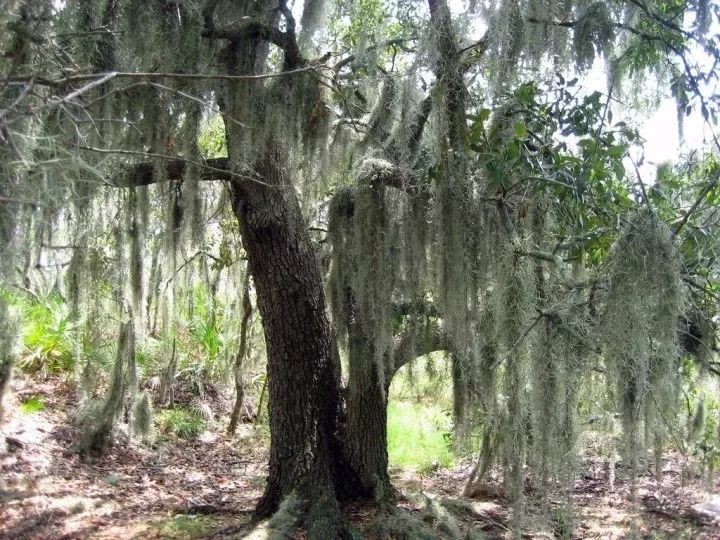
1, 375, 719, 539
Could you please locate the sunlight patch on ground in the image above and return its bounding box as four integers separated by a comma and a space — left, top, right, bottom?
239, 519, 271, 540
387, 400, 454, 472
149, 514, 252, 539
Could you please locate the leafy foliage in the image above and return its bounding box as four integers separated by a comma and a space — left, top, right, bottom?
18, 294, 75, 373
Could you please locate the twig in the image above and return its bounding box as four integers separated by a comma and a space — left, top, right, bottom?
60, 71, 118, 103
674, 175, 719, 235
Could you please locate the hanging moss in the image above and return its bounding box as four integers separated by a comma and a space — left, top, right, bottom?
602, 210, 684, 487
127, 187, 144, 329
299, 0, 327, 43
572, 2, 615, 70
494, 246, 534, 504
132, 390, 154, 441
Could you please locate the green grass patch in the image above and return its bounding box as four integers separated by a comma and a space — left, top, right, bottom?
19, 396, 45, 414
156, 408, 205, 439
387, 400, 454, 472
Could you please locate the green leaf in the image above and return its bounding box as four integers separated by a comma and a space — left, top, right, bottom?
513, 121, 527, 138
608, 145, 626, 159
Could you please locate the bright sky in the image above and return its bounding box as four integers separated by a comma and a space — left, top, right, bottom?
442, 1, 717, 179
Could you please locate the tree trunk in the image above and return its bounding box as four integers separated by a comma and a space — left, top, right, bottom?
0, 214, 15, 425
78, 320, 135, 455
344, 322, 446, 499
228, 271, 252, 435
452, 353, 468, 436
344, 326, 392, 499
227, 148, 360, 521
0, 298, 12, 425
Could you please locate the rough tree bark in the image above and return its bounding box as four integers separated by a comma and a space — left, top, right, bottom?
116, 0, 462, 529
226, 151, 361, 531
344, 325, 392, 499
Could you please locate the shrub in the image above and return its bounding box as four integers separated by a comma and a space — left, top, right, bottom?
156, 408, 205, 438
19, 294, 75, 373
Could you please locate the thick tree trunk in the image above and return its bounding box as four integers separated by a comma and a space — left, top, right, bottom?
227, 149, 359, 520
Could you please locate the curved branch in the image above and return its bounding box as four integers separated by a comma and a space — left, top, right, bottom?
390, 322, 445, 379
200, 0, 302, 68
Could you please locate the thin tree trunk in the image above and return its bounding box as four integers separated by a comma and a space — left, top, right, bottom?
160, 337, 176, 406
79, 320, 135, 455
147, 244, 160, 336
452, 353, 468, 436
228, 271, 252, 435
254, 375, 267, 427
0, 297, 13, 425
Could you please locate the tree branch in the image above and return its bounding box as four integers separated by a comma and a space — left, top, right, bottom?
390, 322, 445, 377
2, 64, 324, 88
78, 147, 270, 188
674, 173, 719, 235
200, 0, 302, 68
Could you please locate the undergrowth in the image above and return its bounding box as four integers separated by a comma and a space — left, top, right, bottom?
18, 293, 75, 373
19, 396, 45, 414
156, 408, 205, 438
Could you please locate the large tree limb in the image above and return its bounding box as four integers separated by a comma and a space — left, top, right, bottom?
390, 322, 445, 379
82, 147, 272, 188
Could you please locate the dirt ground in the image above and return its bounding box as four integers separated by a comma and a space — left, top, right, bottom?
1, 375, 719, 539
